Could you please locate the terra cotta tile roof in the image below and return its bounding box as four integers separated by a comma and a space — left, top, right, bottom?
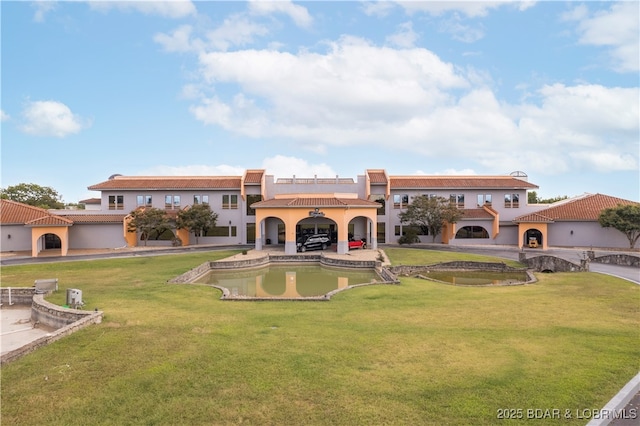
243, 170, 265, 184
61, 214, 127, 223
515, 193, 638, 222
390, 176, 538, 189
25, 215, 74, 226
367, 170, 388, 184
0, 199, 58, 225
88, 176, 242, 190
460, 209, 494, 219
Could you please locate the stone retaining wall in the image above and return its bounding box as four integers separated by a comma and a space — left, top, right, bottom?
0, 287, 35, 306
524, 255, 585, 272
0, 290, 103, 365
390, 261, 524, 276
591, 254, 640, 267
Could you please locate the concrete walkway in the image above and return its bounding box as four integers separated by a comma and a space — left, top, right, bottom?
1, 306, 55, 356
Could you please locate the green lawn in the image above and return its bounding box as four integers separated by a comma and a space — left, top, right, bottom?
1, 249, 638, 425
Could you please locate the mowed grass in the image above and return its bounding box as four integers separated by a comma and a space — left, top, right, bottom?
1, 248, 638, 425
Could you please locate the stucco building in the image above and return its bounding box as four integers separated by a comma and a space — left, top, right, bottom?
1, 169, 637, 257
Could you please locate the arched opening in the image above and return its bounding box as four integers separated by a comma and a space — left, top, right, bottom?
296, 217, 337, 242
524, 228, 543, 248
44, 233, 62, 249
295, 217, 338, 252
455, 226, 489, 239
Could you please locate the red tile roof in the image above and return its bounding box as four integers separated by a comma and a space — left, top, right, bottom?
367, 170, 388, 184
79, 198, 101, 204
61, 214, 127, 223
390, 176, 538, 189
461, 209, 494, 219
243, 170, 265, 184
0, 199, 54, 224
252, 197, 381, 208
88, 176, 242, 190
0, 199, 75, 227
515, 193, 638, 222
26, 216, 74, 226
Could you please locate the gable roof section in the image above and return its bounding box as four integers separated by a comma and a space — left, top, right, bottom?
26, 215, 74, 227
79, 198, 101, 204
515, 193, 638, 222
366, 169, 388, 184
60, 214, 127, 224
389, 176, 538, 189
88, 175, 242, 191
1, 199, 53, 225
251, 197, 381, 208
1, 199, 74, 227
460, 208, 495, 220
243, 169, 265, 185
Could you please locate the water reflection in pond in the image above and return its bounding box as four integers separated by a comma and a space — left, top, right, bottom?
196, 265, 380, 298
423, 270, 528, 286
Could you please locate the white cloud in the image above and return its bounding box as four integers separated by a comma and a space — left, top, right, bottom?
155, 15, 269, 53
570, 150, 637, 172
362, 1, 397, 17
564, 2, 639, 73
20, 100, 91, 138
439, 15, 485, 43
205, 14, 269, 51
154, 25, 203, 53
396, 1, 533, 18
261, 155, 337, 178
0, 110, 9, 121
179, 35, 636, 177
32, 1, 57, 22
248, 0, 313, 29
386, 21, 419, 48
88, 0, 196, 19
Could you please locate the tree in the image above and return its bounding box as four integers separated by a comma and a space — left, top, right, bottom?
598, 204, 640, 249
127, 208, 172, 246
175, 203, 218, 244
398, 196, 463, 243
0, 183, 65, 209
528, 191, 569, 204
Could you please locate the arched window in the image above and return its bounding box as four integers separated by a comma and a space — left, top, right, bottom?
455, 226, 489, 239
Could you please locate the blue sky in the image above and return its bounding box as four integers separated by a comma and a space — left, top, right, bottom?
2, 1, 638, 203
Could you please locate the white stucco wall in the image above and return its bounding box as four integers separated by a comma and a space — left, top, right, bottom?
68, 224, 127, 249
548, 221, 634, 249
0, 225, 32, 251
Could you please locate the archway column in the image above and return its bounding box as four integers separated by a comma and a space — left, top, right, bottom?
30, 226, 70, 257
517, 222, 549, 250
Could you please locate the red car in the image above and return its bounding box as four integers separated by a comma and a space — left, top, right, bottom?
348, 239, 366, 250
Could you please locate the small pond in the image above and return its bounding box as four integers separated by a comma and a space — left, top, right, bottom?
195, 264, 381, 298
422, 270, 529, 286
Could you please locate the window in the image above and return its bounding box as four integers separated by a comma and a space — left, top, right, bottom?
165, 195, 181, 209
477, 194, 492, 207
504, 193, 520, 208
377, 222, 386, 244
393, 194, 408, 209
455, 226, 489, 239
246, 194, 262, 216
193, 195, 210, 205
108, 195, 124, 210
450, 194, 464, 208
222, 194, 238, 209
246, 223, 256, 244
395, 225, 425, 236
205, 226, 237, 237
137, 195, 152, 207
370, 195, 385, 214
